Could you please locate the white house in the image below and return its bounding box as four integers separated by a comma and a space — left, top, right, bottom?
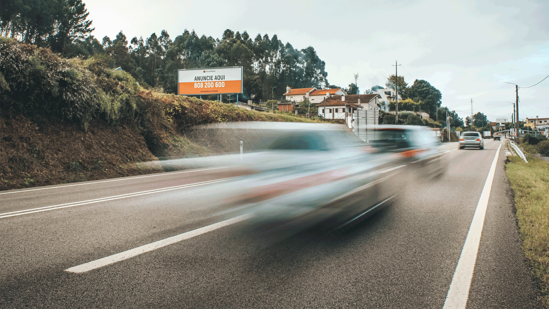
373, 88, 400, 110
284, 86, 346, 104
318, 101, 360, 120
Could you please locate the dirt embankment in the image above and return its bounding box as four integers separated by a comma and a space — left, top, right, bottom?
0, 115, 162, 191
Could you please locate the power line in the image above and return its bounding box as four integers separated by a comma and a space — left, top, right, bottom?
520, 74, 549, 89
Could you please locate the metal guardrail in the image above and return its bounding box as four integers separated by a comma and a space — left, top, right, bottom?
509, 141, 528, 163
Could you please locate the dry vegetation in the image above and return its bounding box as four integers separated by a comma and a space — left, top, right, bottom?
0, 38, 317, 190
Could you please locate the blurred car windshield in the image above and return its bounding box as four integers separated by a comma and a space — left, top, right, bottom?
268, 132, 329, 151
463, 132, 479, 137
370, 129, 410, 150
268, 130, 363, 151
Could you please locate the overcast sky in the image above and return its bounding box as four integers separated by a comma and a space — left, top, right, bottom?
85, 0, 548, 121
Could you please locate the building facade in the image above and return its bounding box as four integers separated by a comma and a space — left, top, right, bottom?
283, 86, 346, 104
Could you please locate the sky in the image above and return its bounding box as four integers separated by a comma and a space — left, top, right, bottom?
85, 0, 548, 122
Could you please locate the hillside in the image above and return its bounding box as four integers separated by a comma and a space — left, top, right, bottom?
0, 38, 316, 191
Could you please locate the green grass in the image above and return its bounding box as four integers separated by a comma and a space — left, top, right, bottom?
506, 155, 549, 307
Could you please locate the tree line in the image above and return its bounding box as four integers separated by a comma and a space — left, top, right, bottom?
0, 0, 330, 102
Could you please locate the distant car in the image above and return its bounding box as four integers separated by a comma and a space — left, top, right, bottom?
459, 131, 484, 149
493, 133, 501, 141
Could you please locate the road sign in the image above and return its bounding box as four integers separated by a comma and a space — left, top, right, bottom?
178, 67, 243, 96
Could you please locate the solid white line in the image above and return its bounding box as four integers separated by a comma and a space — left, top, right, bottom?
443, 144, 502, 309
0, 167, 226, 196
0, 178, 236, 219
66, 214, 252, 273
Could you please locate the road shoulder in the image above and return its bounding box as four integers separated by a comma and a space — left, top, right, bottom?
467, 143, 542, 308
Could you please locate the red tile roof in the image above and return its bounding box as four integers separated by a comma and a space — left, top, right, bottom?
318, 94, 381, 105
310, 88, 342, 96
283, 88, 315, 95
319, 101, 361, 107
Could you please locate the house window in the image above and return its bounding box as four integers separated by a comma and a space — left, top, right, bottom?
322, 109, 325, 113
335, 108, 338, 113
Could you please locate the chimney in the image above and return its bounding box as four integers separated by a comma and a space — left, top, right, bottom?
327, 92, 330, 97
286, 86, 290, 94
358, 98, 361, 105
342, 95, 345, 101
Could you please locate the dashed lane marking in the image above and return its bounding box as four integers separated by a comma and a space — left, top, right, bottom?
66, 214, 252, 273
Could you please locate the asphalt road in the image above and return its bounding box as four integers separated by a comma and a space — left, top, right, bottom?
0, 140, 542, 308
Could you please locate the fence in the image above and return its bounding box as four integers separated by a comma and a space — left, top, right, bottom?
352, 109, 379, 142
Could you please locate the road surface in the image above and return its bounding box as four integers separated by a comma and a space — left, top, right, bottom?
0, 140, 542, 308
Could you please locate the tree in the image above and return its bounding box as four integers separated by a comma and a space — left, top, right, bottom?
51, 0, 95, 54
472, 112, 488, 127
406, 79, 442, 119
0, 0, 94, 54
346, 83, 359, 95
385, 75, 407, 98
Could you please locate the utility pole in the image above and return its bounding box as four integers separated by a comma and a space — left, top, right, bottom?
470, 98, 473, 127
515, 85, 519, 134
392, 61, 401, 124
513, 103, 516, 137
446, 110, 450, 142
354, 73, 359, 94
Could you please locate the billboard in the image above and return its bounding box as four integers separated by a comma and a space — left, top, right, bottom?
178, 67, 243, 96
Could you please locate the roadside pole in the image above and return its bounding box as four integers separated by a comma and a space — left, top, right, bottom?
447, 110, 450, 142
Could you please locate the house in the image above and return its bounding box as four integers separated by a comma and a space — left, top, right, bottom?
318, 94, 382, 110
318, 101, 361, 120
283, 86, 346, 104
525, 116, 549, 130
373, 88, 400, 109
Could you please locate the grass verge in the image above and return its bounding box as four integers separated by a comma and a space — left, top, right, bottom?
505, 155, 549, 307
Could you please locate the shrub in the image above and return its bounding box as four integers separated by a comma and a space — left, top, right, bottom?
538, 140, 549, 157
404, 113, 423, 125
70, 161, 81, 172
523, 133, 547, 146
383, 114, 396, 124
0, 38, 99, 129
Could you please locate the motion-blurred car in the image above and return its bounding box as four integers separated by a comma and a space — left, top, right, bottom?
367, 125, 447, 180
459, 131, 484, 149
205, 122, 403, 234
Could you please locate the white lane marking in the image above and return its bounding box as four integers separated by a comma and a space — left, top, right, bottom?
379, 165, 406, 174
0, 167, 226, 196
0, 178, 236, 219
443, 144, 502, 309
66, 214, 252, 273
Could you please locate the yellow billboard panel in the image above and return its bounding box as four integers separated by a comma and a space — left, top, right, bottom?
178, 67, 243, 95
